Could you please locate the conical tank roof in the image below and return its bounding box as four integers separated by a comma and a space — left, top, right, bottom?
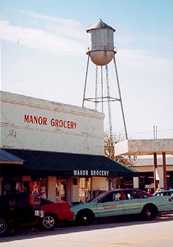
86, 19, 115, 32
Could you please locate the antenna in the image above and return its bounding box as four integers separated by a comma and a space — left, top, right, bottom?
153, 125, 158, 139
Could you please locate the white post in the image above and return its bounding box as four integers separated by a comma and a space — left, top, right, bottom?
133, 177, 139, 189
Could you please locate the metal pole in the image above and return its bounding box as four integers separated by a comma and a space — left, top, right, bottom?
95, 66, 98, 110
113, 56, 128, 140
105, 64, 113, 140
105, 64, 114, 160
153, 152, 158, 191
153, 125, 158, 139
101, 66, 104, 113
153, 125, 156, 139
82, 55, 90, 108
162, 152, 167, 190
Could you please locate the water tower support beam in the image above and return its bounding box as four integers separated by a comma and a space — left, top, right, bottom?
105, 64, 113, 140
113, 56, 128, 140
101, 66, 104, 113
95, 65, 98, 110
82, 55, 90, 108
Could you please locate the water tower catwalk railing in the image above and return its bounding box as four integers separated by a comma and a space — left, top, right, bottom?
82, 20, 128, 159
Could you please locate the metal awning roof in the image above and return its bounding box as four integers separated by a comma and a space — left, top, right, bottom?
0, 149, 23, 164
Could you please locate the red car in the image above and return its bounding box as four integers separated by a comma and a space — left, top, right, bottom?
39, 199, 74, 230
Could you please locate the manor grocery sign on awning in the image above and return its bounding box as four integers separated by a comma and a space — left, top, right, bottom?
2, 149, 136, 177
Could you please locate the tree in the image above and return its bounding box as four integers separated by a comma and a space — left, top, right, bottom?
104, 133, 134, 166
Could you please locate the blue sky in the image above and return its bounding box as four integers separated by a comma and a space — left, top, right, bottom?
0, 0, 173, 139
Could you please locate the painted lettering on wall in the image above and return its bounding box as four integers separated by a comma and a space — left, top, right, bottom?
24, 114, 77, 129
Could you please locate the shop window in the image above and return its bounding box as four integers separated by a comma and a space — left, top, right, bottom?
56, 178, 67, 201
15, 182, 25, 193
29, 178, 47, 206
2, 178, 28, 195
79, 178, 91, 202
3, 180, 13, 195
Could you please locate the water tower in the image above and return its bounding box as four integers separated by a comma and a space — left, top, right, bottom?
82, 19, 128, 159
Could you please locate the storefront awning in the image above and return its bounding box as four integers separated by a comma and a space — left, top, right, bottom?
0, 149, 23, 165
3, 149, 137, 177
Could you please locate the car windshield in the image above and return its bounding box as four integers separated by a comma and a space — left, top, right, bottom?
87, 191, 110, 203
40, 198, 52, 205
154, 190, 173, 196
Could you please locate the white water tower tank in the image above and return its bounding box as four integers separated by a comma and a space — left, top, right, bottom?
87, 19, 115, 66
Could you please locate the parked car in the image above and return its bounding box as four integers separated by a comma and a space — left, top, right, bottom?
0, 193, 43, 236
39, 198, 74, 230
0, 194, 74, 236
153, 189, 173, 198
71, 189, 173, 225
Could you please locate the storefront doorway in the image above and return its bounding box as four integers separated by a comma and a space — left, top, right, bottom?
56, 178, 67, 201
79, 177, 92, 202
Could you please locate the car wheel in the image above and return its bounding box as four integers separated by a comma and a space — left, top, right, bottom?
141, 205, 158, 220
41, 215, 56, 230
76, 210, 94, 225
0, 218, 8, 236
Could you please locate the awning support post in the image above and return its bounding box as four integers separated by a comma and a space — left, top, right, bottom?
153, 152, 158, 191
162, 152, 167, 190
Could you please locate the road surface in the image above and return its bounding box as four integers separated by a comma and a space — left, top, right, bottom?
1, 215, 173, 247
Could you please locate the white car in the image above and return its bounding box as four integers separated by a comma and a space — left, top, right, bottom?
72, 189, 173, 225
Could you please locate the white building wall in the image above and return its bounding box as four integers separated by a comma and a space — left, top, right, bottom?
115, 139, 173, 156
0, 91, 104, 155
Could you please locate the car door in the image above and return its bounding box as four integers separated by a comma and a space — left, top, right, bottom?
11, 194, 35, 224
122, 190, 147, 215
94, 191, 126, 218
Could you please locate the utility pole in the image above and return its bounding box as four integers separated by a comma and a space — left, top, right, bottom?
153, 125, 158, 140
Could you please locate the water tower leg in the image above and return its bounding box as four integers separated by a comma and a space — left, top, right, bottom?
113, 56, 128, 140
82, 55, 90, 108
105, 64, 115, 159
101, 66, 104, 113
95, 65, 98, 110
105, 64, 113, 140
